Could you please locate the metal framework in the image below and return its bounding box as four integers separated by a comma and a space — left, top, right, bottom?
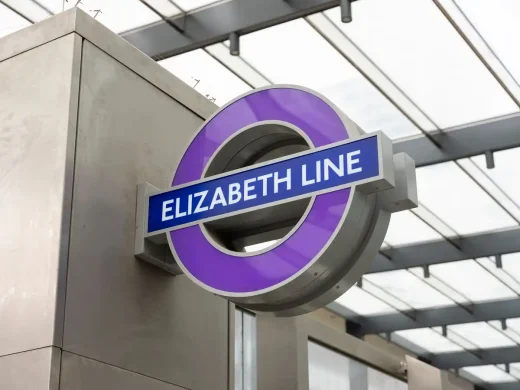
122, 0, 358, 60
486, 384, 520, 390
429, 346, 520, 369
371, 226, 520, 273
345, 298, 520, 334
395, 113, 520, 168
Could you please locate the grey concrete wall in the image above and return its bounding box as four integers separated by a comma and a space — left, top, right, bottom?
60, 352, 185, 390
0, 10, 231, 390
59, 40, 230, 390
0, 348, 60, 390
257, 316, 309, 390
0, 32, 81, 357
0, 31, 82, 390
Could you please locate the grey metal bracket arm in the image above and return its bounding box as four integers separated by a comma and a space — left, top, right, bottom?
379, 152, 418, 213
135, 183, 182, 275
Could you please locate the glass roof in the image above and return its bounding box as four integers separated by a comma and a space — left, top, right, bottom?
158, 49, 251, 106
477, 257, 520, 295
394, 328, 463, 354
384, 210, 443, 246
429, 260, 517, 302
205, 43, 271, 88
326, 0, 518, 129
449, 322, 516, 349
416, 162, 517, 235
5, 2, 520, 387
470, 147, 520, 215
38, 0, 161, 33
442, 0, 520, 103
143, 0, 181, 18
408, 268, 469, 304
0, 3, 31, 38
236, 19, 422, 140
461, 365, 517, 384
172, 0, 222, 12
2, 0, 51, 22
336, 286, 397, 316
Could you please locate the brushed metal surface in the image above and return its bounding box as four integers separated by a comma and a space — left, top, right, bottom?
0, 33, 82, 356
0, 347, 61, 390
256, 316, 309, 390
62, 41, 229, 390
0, 11, 75, 63
60, 352, 185, 390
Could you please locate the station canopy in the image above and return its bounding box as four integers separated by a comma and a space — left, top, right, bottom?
3, 0, 520, 388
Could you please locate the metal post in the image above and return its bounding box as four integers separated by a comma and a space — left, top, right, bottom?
349, 359, 368, 390
230, 32, 240, 56
485, 150, 495, 169
340, 0, 352, 23
496, 254, 503, 269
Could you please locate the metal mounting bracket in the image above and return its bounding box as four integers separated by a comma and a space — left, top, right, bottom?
379, 153, 418, 213
134, 183, 182, 275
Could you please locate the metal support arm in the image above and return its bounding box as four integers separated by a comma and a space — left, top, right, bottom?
134, 183, 182, 275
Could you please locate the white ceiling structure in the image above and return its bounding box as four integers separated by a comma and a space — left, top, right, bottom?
4, 0, 520, 388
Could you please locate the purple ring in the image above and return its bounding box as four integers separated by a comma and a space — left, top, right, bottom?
170, 87, 352, 295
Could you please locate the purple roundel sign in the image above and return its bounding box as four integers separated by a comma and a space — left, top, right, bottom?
142, 85, 417, 316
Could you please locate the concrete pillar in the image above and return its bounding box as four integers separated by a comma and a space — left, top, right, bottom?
349, 359, 369, 390
256, 316, 309, 390
406, 356, 474, 390
0, 8, 230, 390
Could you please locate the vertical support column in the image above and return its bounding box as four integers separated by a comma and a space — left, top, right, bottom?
230, 303, 238, 390
406, 357, 474, 390
0, 20, 83, 389
243, 311, 257, 390
256, 316, 309, 390
349, 359, 369, 390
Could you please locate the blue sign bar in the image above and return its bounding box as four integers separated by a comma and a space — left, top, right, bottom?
147, 135, 380, 233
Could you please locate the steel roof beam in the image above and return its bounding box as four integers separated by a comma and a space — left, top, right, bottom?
428, 346, 520, 369
483, 383, 520, 390
395, 112, 520, 168
122, 0, 355, 60
122, 7, 520, 164
122, 0, 520, 161
371, 226, 520, 273
344, 298, 520, 335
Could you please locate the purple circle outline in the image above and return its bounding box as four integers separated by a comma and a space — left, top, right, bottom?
170, 87, 351, 295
